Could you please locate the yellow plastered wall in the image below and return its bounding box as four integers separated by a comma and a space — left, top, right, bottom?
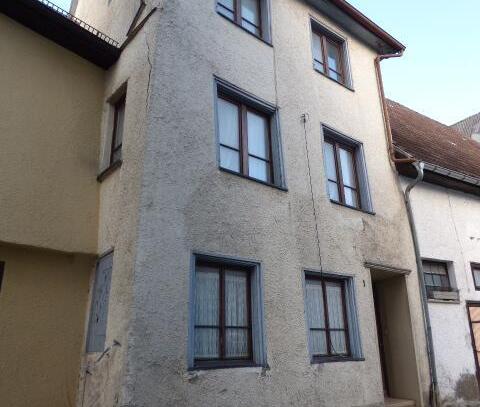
0, 14, 104, 254
0, 245, 95, 407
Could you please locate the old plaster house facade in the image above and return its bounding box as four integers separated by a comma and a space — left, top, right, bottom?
390, 100, 480, 406
3, 0, 467, 406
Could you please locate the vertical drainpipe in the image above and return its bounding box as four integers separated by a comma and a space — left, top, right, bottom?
375, 53, 439, 406
404, 162, 439, 407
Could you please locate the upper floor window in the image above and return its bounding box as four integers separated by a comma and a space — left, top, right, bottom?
322, 127, 372, 212
422, 260, 451, 295
472, 263, 480, 291
216, 0, 271, 42
110, 94, 126, 166
215, 78, 285, 189
304, 272, 363, 363
311, 21, 350, 87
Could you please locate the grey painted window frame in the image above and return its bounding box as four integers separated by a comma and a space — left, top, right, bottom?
302, 269, 363, 363
86, 250, 114, 353
215, 0, 273, 44
188, 252, 268, 370
213, 77, 287, 190
321, 124, 373, 213
310, 16, 354, 90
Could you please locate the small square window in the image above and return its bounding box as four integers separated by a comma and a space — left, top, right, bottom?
322, 127, 372, 212
422, 260, 452, 298
216, 0, 271, 42
311, 21, 350, 87
215, 79, 285, 189
304, 272, 363, 363
472, 263, 480, 291
189, 254, 267, 370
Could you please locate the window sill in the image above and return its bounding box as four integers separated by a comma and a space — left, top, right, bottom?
311, 356, 365, 364
217, 13, 272, 48
428, 298, 460, 305
220, 167, 288, 192
330, 199, 375, 216
189, 360, 262, 371
427, 289, 460, 303
313, 67, 354, 92
97, 159, 122, 182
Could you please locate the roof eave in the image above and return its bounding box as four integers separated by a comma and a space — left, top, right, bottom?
305, 0, 405, 54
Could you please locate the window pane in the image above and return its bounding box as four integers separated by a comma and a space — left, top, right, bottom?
114, 98, 126, 149
324, 142, 337, 181
195, 328, 219, 359
326, 41, 342, 77
474, 269, 480, 287
339, 148, 356, 188
225, 328, 249, 358
217, 0, 235, 20
424, 273, 434, 287
305, 279, 326, 329
218, 98, 240, 149
220, 146, 240, 172
310, 330, 328, 355
248, 156, 269, 182
225, 270, 248, 327
241, 0, 260, 35
344, 186, 358, 208
195, 267, 220, 359
330, 331, 347, 355
195, 267, 219, 326
326, 281, 345, 329
247, 111, 269, 160
328, 181, 340, 202
312, 32, 324, 71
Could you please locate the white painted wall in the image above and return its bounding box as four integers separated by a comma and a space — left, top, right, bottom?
403, 177, 480, 404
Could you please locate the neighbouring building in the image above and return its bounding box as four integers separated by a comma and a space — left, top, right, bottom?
390, 99, 480, 406
0, 0, 120, 406
452, 113, 480, 144
67, 1, 432, 406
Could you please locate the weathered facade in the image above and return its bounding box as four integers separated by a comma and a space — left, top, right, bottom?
69, 1, 431, 406
390, 100, 480, 406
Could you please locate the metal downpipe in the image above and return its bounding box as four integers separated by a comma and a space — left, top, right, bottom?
404, 161, 439, 407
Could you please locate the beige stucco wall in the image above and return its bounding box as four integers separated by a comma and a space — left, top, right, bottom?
0, 14, 104, 254
0, 244, 94, 407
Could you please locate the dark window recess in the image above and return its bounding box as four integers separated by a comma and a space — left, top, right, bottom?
217, 94, 273, 184
305, 275, 351, 360
217, 0, 262, 38
324, 137, 361, 209
422, 260, 452, 297
472, 264, 480, 291
312, 29, 347, 85
86, 251, 114, 353
110, 95, 126, 165
194, 261, 254, 368
0, 262, 4, 292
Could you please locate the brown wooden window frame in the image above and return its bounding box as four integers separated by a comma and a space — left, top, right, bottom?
194, 261, 254, 369
109, 94, 126, 166
472, 263, 480, 291
305, 274, 351, 362
216, 0, 263, 40
312, 27, 347, 86
324, 136, 362, 209
422, 260, 452, 298
218, 93, 275, 185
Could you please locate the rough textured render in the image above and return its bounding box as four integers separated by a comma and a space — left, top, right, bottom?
73, 1, 430, 406
452, 112, 480, 143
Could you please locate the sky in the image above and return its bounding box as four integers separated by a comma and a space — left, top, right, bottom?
52, 0, 479, 125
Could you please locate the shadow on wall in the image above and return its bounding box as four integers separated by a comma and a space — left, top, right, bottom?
440, 373, 480, 406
